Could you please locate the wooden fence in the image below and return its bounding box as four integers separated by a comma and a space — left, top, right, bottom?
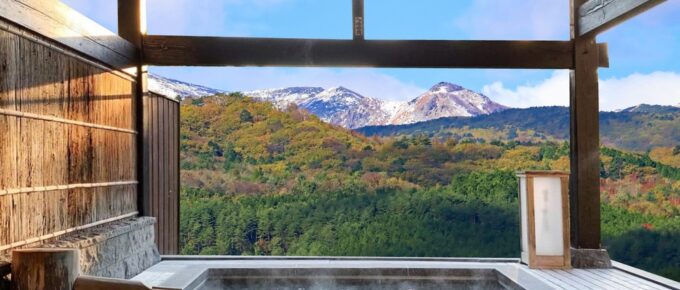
0, 17, 138, 251
143, 92, 180, 255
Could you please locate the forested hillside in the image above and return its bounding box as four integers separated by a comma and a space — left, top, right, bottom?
356, 106, 680, 152
180, 94, 680, 280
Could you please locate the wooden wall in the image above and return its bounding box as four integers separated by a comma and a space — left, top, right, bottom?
143, 92, 179, 255
0, 19, 138, 251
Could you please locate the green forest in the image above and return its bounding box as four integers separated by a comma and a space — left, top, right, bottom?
179, 94, 680, 281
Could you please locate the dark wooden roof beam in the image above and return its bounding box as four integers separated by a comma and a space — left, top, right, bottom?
142, 36, 583, 69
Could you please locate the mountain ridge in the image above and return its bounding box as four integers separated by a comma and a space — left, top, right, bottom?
355, 105, 680, 152
147, 74, 508, 129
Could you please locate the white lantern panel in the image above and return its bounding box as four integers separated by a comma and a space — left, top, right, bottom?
533, 177, 564, 256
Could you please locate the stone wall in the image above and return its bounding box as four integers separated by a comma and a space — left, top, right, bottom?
0, 217, 161, 281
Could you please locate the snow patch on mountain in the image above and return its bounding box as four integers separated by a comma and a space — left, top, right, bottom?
149, 73, 510, 129
389, 82, 508, 125
148, 74, 224, 99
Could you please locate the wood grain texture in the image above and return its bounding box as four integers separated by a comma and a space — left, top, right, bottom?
352, 0, 364, 40
527, 177, 537, 269
570, 0, 602, 249
74, 275, 151, 290
0, 21, 138, 251
578, 0, 666, 36
143, 36, 575, 69
11, 248, 79, 290
0, 0, 137, 71
142, 91, 179, 255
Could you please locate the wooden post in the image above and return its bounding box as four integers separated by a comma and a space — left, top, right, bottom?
569, 0, 601, 250
352, 0, 364, 40
11, 249, 79, 290
118, 0, 148, 216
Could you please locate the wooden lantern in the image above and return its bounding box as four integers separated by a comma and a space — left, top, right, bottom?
517, 171, 571, 269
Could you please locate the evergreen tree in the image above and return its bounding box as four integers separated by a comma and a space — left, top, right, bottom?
240, 109, 254, 123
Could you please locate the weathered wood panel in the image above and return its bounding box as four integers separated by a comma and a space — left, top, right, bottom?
578, 0, 666, 36
0, 0, 138, 72
142, 92, 179, 255
0, 20, 138, 251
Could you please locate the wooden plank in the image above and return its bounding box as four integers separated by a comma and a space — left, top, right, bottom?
151, 94, 159, 247
527, 177, 537, 268
570, 0, 602, 250
0, 0, 138, 71
118, 0, 145, 48
542, 270, 592, 289
561, 176, 571, 268
598, 43, 609, 68
142, 94, 151, 216
555, 270, 600, 289
143, 36, 575, 69
611, 262, 680, 289
160, 96, 166, 253
173, 102, 179, 254
118, 0, 147, 218
74, 275, 151, 290
578, 0, 666, 36
576, 269, 653, 290
531, 270, 577, 290
352, 0, 364, 40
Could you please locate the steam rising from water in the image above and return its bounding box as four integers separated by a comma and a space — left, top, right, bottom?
201, 277, 510, 290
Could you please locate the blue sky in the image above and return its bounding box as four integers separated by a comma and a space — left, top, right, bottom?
63, 0, 680, 110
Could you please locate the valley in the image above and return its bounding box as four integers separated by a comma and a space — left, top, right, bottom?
178, 92, 680, 280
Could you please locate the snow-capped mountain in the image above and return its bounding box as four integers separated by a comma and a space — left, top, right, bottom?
389, 82, 507, 125
243, 87, 324, 110
148, 74, 224, 99
244, 86, 390, 129
148, 74, 509, 128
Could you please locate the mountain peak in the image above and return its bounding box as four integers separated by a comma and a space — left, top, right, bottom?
325, 86, 359, 94
621, 104, 680, 114
430, 82, 464, 92
391, 82, 507, 125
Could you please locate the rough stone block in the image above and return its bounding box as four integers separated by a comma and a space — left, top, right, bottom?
0, 217, 160, 280
571, 248, 612, 268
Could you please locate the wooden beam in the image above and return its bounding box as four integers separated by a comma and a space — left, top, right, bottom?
0, 0, 137, 72
143, 36, 575, 69
118, 0, 148, 217
118, 0, 146, 48
578, 0, 666, 36
598, 43, 609, 68
353, 0, 364, 40
570, 0, 602, 250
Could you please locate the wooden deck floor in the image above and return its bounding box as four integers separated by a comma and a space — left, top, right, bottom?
532, 268, 670, 289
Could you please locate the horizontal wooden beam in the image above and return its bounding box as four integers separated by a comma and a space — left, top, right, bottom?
578, 0, 666, 36
0, 0, 138, 72
143, 36, 575, 69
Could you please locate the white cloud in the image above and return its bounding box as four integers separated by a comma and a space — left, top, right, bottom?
455, 0, 569, 40
61, 0, 291, 36
482, 71, 680, 111
600, 72, 680, 110
482, 71, 570, 108
151, 67, 426, 102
